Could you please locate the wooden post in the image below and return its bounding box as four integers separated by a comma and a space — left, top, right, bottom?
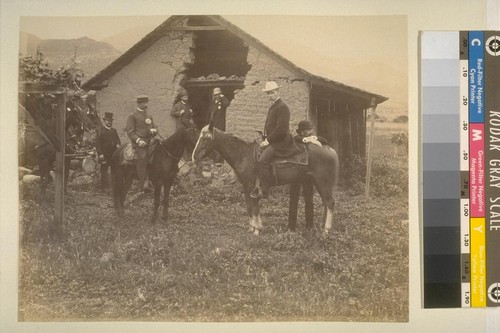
53, 92, 66, 237
365, 98, 377, 199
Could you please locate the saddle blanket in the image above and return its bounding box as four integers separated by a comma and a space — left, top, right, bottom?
273, 144, 308, 167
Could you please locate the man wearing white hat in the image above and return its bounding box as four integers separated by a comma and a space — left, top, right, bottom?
208, 87, 230, 164
252, 81, 301, 198
208, 87, 229, 131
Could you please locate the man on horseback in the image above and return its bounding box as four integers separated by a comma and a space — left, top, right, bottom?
251, 81, 301, 199
126, 95, 157, 193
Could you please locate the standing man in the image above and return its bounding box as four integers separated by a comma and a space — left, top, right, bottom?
170, 91, 193, 131
208, 87, 230, 164
208, 87, 229, 131
126, 95, 157, 193
96, 112, 121, 189
252, 81, 300, 198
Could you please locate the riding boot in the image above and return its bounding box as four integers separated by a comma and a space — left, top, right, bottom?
136, 158, 151, 193
251, 165, 270, 199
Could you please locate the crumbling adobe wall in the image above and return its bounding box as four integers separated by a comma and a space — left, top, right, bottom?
226, 45, 309, 141
95, 31, 194, 141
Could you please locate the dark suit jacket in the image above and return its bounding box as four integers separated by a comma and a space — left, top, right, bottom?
96, 126, 121, 161
263, 98, 300, 157
171, 101, 192, 130
126, 109, 156, 144
208, 95, 229, 131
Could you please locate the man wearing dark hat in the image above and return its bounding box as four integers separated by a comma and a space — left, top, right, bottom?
171, 90, 193, 131
208, 87, 229, 131
294, 120, 328, 147
252, 81, 301, 198
126, 95, 157, 192
96, 112, 121, 189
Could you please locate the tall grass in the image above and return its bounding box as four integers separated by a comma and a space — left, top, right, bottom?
19, 175, 408, 322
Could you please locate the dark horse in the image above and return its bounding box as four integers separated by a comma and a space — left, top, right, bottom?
110, 125, 199, 223
20, 91, 99, 198
192, 125, 339, 235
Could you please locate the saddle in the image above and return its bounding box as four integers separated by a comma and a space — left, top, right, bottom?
118, 141, 158, 166
255, 138, 309, 184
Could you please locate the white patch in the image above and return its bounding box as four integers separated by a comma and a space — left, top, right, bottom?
324, 208, 333, 233
192, 134, 203, 162
255, 214, 263, 230
192, 126, 209, 162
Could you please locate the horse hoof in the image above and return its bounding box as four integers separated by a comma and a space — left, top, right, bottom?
253, 229, 260, 236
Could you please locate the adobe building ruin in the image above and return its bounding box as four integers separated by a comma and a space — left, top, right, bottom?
82, 15, 387, 162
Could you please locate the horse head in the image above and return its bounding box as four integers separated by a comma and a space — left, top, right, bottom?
192, 125, 215, 162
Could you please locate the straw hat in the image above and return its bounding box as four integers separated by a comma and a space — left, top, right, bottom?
262, 81, 280, 92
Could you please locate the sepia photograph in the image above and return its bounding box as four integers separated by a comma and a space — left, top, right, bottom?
16, 14, 409, 322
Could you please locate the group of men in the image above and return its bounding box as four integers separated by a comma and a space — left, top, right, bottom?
96, 81, 325, 198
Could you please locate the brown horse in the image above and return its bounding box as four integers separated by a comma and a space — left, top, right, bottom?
20, 92, 99, 198
192, 125, 339, 235
110, 125, 199, 223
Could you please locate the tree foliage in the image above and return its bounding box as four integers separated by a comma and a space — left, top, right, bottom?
19, 49, 84, 90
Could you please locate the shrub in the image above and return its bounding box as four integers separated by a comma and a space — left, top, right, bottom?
340, 153, 407, 197
393, 115, 408, 123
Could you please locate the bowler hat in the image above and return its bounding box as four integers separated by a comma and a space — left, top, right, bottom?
136, 95, 149, 103
262, 81, 280, 92
297, 120, 314, 132
103, 112, 114, 121
213, 87, 222, 95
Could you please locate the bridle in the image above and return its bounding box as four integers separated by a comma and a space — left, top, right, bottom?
201, 126, 256, 191
154, 133, 183, 161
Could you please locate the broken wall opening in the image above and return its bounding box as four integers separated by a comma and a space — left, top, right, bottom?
183, 28, 251, 128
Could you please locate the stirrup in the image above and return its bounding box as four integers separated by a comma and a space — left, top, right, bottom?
250, 186, 263, 199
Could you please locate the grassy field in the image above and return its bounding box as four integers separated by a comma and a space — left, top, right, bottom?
19, 158, 408, 322
18, 119, 408, 322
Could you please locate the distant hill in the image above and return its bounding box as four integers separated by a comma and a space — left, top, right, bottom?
19, 32, 122, 80
101, 25, 160, 52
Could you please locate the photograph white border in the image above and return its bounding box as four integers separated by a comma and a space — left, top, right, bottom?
1, 0, 496, 332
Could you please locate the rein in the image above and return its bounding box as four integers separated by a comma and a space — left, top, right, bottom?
210, 128, 255, 189
155, 133, 182, 161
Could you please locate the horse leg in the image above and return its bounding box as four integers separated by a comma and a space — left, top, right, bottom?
161, 182, 172, 223
151, 181, 161, 223
121, 172, 133, 207
245, 193, 263, 235
288, 182, 300, 231
314, 180, 335, 234
111, 166, 124, 217
303, 180, 314, 229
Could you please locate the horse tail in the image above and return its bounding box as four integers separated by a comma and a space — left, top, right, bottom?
330, 147, 340, 191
